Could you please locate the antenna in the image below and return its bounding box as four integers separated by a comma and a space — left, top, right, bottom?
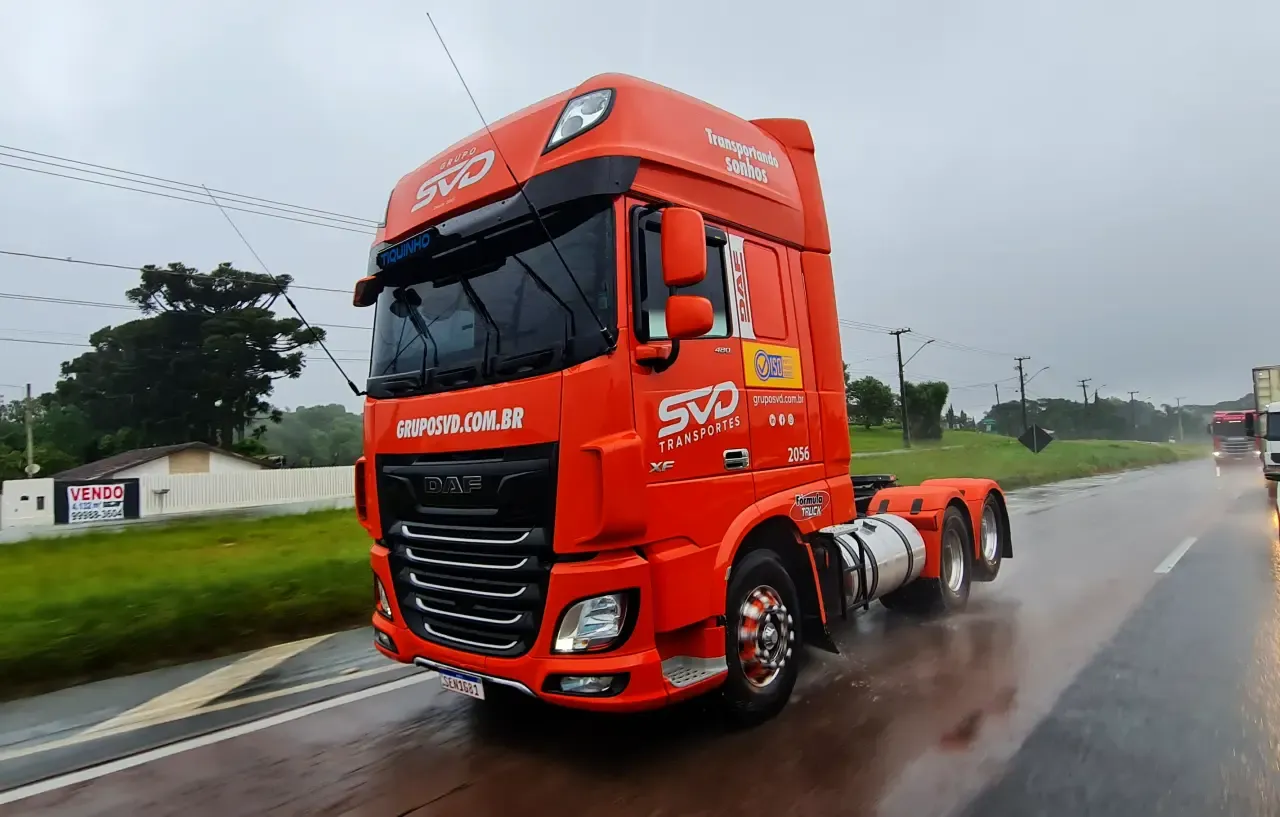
424, 12, 615, 348
201, 185, 364, 396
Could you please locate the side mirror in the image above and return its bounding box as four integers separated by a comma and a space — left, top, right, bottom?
353, 276, 384, 308
666, 295, 714, 340
660, 207, 706, 288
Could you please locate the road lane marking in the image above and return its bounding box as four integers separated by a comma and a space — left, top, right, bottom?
1155, 537, 1197, 574
0, 670, 438, 807
0, 663, 403, 763
81, 634, 335, 738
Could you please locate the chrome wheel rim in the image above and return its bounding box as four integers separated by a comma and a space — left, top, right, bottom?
737, 585, 793, 688
942, 526, 966, 594
981, 504, 1000, 562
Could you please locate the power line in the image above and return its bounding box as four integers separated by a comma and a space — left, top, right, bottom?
199, 183, 363, 397
0, 327, 367, 354
0, 337, 367, 364
0, 249, 351, 295
0, 161, 376, 236
0, 291, 371, 331
0, 144, 380, 226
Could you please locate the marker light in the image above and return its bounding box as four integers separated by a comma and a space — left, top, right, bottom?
545, 89, 614, 152
553, 593, 628, 653
374, 575, 394, 620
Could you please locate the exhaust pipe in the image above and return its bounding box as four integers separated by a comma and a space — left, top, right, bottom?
820, 515, 927, 611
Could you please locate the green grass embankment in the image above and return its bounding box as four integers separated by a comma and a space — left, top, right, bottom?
0, 430, 1206, 700
850, 428, 1206, 489
0, 510, 369, 700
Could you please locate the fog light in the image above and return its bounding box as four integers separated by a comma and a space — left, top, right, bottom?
560, 675, 615, 694
543, 673, 629, 697
553, 593, 628, 653
374, 575, 393, 620
374, 630, 397, 653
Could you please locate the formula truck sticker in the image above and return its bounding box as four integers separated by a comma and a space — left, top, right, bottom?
396, 406, 524, 439
657, 381, 741, 453
790, 490, 830, 521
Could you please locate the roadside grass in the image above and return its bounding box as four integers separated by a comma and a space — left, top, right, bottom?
0, 431, 1207, 700
851, 432, 1205, 489
850, 426, 991, 454
0, 510, 369, 700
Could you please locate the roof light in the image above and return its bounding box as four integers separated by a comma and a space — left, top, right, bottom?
545, 89, 614, 153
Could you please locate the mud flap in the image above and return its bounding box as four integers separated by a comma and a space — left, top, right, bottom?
804, 538, 844, 654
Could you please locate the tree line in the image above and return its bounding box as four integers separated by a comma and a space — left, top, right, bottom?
0, 264, 362, 481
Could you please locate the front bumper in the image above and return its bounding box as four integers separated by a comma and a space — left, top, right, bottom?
371, 545, 726, 712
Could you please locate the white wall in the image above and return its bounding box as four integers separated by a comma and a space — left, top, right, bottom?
141, 466, 352, 517
114, 458, 172, 479
0, 478, 54, 528
1, 466, 352, 535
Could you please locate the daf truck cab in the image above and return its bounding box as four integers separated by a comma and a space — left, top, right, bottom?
355, 74, 1011, 723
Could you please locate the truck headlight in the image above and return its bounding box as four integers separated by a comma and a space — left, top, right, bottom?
1213, 451, 1222, 457
553, 593, 628, 653
545, 89, 613, 152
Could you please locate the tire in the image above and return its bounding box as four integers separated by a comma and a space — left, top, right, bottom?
971, 494, 1003, 582
880, 505, 973, 615
719, 548, 802, 727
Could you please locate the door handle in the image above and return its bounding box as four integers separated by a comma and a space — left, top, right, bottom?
723, 449, 750, 471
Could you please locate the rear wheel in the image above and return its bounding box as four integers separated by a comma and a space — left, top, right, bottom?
972, 495, 1004, 582
719, 549, 801, 727
881, 505, 973, 615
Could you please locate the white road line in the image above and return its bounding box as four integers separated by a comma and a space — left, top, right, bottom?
1155, 537, 1197, 574
0, 663, 403, 763
81, 634, 335, 737
0, 671, 437, 807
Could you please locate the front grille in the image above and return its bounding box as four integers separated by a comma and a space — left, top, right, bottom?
377, 443, 556, 657
1220, 437, 1254, 455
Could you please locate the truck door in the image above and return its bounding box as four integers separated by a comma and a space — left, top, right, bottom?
724, 234, 818, 501
629, 204, 754, 543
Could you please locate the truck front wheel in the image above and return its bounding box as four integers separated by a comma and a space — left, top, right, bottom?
881, 504, 973, 615
719, 549, 802, 726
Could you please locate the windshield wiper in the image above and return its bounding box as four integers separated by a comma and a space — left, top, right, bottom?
509, 254, 574, 355
389, 288, 441, 387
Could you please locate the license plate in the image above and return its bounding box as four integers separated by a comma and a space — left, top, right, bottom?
437, 668, 485, 700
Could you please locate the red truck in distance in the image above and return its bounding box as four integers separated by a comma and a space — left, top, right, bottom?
1210, 410, 1258, 465
353, 74, 1012, 724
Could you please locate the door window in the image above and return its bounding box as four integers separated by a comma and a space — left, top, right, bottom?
633, 209, 731, 341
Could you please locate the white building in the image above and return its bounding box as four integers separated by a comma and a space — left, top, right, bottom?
50, 442, 270, 480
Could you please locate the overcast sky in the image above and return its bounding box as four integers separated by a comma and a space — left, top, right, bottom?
1, 0, 1276, 417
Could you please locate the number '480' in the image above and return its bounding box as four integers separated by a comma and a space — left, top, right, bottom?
787, 446, 810, 463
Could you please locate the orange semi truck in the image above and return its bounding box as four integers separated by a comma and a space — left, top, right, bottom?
355, 74, 1012, 723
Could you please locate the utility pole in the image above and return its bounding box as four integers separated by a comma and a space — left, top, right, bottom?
1078, 378, 1092, 404
24, 383, 34, 476
994, 383, 1001, 406
1128, 390, 1140, 436
1015, 357, 1031, 432
1174, 396, 1186, 442
891, 328, 911, 448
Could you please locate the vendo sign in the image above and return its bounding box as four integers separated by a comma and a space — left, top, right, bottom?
54, 479, 141, 525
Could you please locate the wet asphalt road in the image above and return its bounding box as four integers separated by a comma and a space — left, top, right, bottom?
3, 459, 1276, 816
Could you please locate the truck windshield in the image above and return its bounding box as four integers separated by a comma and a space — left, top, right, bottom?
1266, 413, 1280, 441
367, 198, 615, 398
1212, 419, 1246, 437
